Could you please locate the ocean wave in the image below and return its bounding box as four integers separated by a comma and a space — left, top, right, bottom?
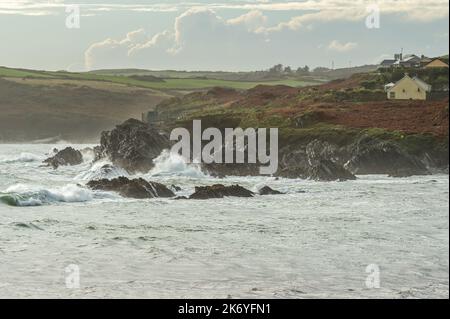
0, 183, 113, 207
75, 160, 129, 181
148, 150, 206, 178
0, 152, 42, 164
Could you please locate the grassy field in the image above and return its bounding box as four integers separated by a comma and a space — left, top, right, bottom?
0, 66, 319, 91
0, 66, 53, 78
0, 65, 322, 141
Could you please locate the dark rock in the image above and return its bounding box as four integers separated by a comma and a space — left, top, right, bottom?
43, 147, 83, 169
258, 186, 284, 195
173, 196, 188, 200
189, 184, 254, 200
170, 184, 182, 192
277, 140, 355, 181
308, 159, 356, 181
388, 168, 429, 178
99, 164, 116, 173
87, 176, 175, 199
345, 136, 430, 177
96, 119, 171, 173
204, 163, 259, 178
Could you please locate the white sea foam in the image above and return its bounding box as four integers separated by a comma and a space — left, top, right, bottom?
148, 150, 206, 178
2, 184, 98, 206
0, 144, 448, 299
75, 160, 128, 181
0, 152, 42, 164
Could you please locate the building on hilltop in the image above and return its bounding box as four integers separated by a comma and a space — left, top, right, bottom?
141, 111, 159, 125
379, 59, 396, 68
392, 54, 421, 68
379, 52, 438, 69
424, 58, 449, 69
386, 74, 432, 100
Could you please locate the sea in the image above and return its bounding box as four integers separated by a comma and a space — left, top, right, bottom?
0, 144, 448, 298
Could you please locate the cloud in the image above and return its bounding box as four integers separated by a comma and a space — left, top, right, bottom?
327, 40, 358, 52
227, 10, 268, 32
84, 8, 269, 71
262, 9, 366, 33
82, 3, 448, 71
1, 0, 448, 23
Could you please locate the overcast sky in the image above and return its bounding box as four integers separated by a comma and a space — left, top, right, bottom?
0, 0, 448, 71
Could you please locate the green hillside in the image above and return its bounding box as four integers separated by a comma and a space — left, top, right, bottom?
0, 66, 319, 91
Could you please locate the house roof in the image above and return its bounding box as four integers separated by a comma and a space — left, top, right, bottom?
412, 76, 432, 91
380, 59, 396, 65
387, 74, 432, 92
425, 58, 449, 67
400, 55, 421, 63
403, 54, 418, 59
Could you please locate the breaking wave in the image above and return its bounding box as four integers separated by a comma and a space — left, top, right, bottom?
0, 183, 115, 207
75, 160, 128, 181
148, 150, 206, 178
0, 152, 42, 164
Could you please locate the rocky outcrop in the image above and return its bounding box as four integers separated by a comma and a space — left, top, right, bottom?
170, 184, 182, 192
344, 136, 430, 177
189, 184, 254, 199
308, 159, 356, 181
43, 147, 83, 169
277, 140, 356, 181
87, 176, 175, 199
95, 119, 170, 173
258, 186, 284, 195
91, 118, 441, 180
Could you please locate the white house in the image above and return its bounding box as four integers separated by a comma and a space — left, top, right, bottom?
386, 74, 432, 100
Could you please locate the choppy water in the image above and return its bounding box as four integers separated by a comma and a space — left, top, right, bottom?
0, 144, 448, 298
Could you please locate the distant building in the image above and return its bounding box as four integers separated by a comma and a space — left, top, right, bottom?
419, 55, 433, 67
424, 58, 449, 69
379, 53, 434, 69
392, 54, 421, 68
379, 59, 396, 68
141, 111, 159, 124
386, 74, 431, 100
384, 82, 395, 91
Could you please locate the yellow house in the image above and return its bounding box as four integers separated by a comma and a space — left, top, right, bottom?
424, 58, 449, 68
387, 75, 431, 100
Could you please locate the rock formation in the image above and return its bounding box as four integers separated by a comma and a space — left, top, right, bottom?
95, 119, 170, 173
87, 176, 175, 199
189, 184, 254, 199
43, 147, 83, 169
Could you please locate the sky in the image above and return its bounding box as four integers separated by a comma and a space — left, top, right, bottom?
0, 0, 448, 71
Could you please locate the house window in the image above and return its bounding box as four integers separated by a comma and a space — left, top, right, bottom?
389, 92, 396, 99
418, 88, 421, 92
402, 89, 406, 93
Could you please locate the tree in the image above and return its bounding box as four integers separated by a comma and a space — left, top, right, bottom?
296, 65, 310, 75
269, 64, 283, 74
312, 67, 330, 73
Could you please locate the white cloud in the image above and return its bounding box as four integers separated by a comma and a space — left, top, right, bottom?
262, 9, 366, 33
227, 10, 268, 32
84, 8, 270, 71
1, 0, 448, 23
327, 40, 358, 52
